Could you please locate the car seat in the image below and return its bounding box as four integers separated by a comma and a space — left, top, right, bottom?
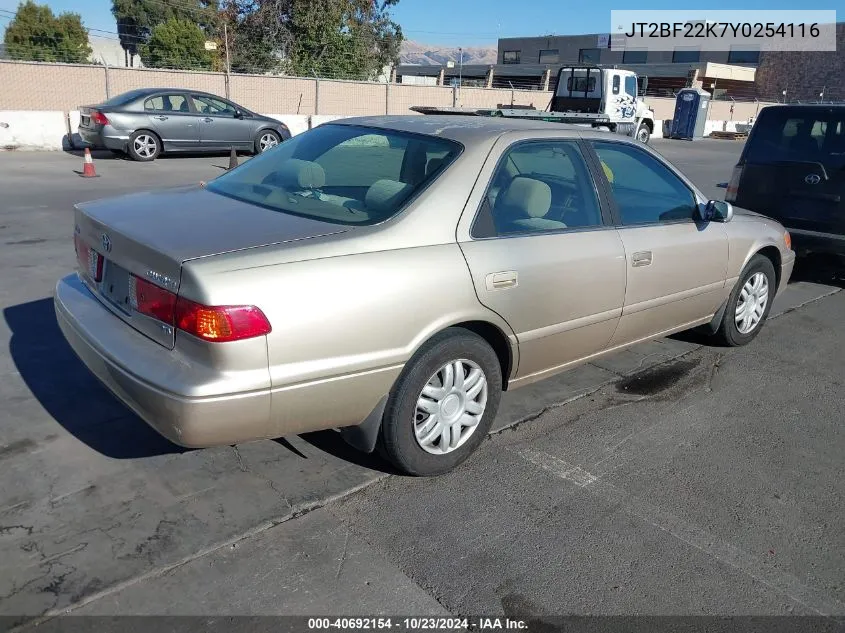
491, 176, 565, 233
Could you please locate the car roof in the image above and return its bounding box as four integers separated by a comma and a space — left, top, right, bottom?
329, 115, 586, 144
123, 88, 223, 99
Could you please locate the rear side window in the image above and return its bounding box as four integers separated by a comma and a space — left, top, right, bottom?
144, 95, 188, 112
745, 108, 845, 170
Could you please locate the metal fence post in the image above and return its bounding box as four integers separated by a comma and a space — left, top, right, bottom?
385, 81, 390, 115
104, 63, 111, 100
314, 73, 321, 115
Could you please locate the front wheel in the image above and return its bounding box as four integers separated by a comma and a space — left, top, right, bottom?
378, 328, 503, 476
255, 130, 281, 154
712, 254, 776, 346
636, 123, 651, 144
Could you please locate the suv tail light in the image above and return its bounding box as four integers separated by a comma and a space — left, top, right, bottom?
725, 165, 743, 202
90, 110, 109, 126
128, 274, 271, 342
74, 234, 103, 282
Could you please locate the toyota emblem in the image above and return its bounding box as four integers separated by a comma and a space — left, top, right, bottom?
101, 233, 112, 252
804, 173, 821, 185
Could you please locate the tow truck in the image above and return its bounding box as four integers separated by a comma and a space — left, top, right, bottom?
411, 65, 656, 144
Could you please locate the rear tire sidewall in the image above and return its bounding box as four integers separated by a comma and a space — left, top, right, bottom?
379, 328, 503, 476
717, 254, 777, 346
127, 130, 161, 162
255, 129, 281, 154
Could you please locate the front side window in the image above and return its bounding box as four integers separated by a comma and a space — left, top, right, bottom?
612, 75, 620, 95
591, 141, 698, 225
206, 124, 461, 226
624, 75, 637, 98
191, 95, 237, 115
472, 141, 603, 238
503, 50, 521, 64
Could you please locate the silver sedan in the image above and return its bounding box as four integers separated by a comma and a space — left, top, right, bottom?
78, 88, 291, 161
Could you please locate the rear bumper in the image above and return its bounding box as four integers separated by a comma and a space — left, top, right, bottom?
78, 126, 129, 152
789, 229, 845, 258
54, 273, 273, 447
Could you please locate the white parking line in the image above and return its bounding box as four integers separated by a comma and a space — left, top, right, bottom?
517, 448, 845, 617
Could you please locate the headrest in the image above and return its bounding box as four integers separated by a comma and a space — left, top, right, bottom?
365, 179, 413, 215
426, 157, 447, 176
496, 177, 552, 219
275, 159, 326, 189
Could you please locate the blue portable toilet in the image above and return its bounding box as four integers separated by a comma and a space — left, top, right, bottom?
669, 88, 711, 140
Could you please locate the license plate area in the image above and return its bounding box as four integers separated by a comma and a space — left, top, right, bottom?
100, 260, 132, 314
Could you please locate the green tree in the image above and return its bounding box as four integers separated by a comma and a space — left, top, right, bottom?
221, 0, 403, 79
3, 0, 92, 64
111, 0, 219, 64
140, 18, 214, 70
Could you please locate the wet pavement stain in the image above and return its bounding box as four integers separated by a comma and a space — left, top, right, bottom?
616, 359, 699, 396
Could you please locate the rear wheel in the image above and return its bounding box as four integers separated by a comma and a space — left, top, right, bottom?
255, 130, 281, 154
712, 254, 776, 346
128, 130, 161, 162
378, 328, 502, 476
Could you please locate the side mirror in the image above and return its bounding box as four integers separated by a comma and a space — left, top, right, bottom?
701, 200, 733, 223
234, 109, 244, 119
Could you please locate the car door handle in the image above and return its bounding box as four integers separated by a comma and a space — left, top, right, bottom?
203, 118, 214, 123
154, 115, 168, 120
631, 251, 653, 267
486, 271, 518, 290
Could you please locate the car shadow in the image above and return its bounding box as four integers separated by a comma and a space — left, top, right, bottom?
3, 297, 187, 459
298, 431, 399, 475
790, 253, 845, 289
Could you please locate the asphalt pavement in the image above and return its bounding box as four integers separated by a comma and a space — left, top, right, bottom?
0, 139, 843, 627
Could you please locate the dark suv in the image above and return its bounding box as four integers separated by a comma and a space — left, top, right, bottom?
727, 104, 845, 258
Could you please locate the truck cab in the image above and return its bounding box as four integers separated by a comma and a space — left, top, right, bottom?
553, 66, 655, 143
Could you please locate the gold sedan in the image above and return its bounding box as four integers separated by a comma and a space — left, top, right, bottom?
55, 115, 794, 476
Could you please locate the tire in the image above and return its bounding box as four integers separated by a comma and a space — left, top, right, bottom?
378, 328, 503, 476
712, 254, 776, 347
127, 130, 161, 162
254, 129, 281, 154
635, 123, 651, 144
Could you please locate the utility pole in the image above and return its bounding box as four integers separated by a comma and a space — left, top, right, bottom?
223, 22, 232, 99
458, 47, 463, 106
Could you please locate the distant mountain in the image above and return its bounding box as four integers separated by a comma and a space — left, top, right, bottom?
400, 40, 497, 66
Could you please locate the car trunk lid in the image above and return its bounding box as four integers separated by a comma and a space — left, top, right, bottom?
74, 186, 350, 349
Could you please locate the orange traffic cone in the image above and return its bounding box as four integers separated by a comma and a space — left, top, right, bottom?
81, 147, 98, 178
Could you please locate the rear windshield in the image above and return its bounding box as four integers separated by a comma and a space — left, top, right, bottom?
101, 90, 149, 106
206, 124, 462, 226
745, 107, 845, 171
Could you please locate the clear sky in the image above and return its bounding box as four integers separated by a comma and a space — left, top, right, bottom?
0, 0, 840, 47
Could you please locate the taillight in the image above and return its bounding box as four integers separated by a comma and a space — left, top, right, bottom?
127, 274, 271, 342
175, 297, 272, 342
725, 165, 743, 202
129, 275, 177, 323
90, 110, 109, 126
74, 234, 103, 282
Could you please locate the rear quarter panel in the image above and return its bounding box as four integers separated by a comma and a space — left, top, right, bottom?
180, 243, 516, 436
